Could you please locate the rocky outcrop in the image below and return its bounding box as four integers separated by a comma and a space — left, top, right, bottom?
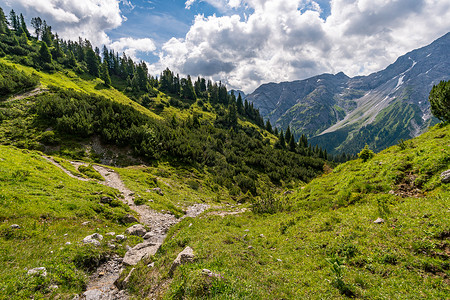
125, 224, 147, 237
123, 241, 160, 266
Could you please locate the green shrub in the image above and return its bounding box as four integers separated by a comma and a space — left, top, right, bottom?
358, 144, 375, 162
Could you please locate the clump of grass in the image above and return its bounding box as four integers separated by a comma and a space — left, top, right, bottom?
78, 164, 104, 181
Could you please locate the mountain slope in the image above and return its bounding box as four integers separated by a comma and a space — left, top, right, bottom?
247, 32, 450, 153
127, 123, 450, 299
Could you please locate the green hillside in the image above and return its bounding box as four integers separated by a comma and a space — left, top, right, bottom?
131, 123, 449, 299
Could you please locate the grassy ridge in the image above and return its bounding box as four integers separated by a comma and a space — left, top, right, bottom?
124, 123, 450, 299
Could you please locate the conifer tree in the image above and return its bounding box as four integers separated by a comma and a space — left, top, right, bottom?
100, 61, 111, 87
0, 7, 10, 35
285, 126, 292, 146
265, 119, 273, 133
237, 93, 244, 114
85, 46, 100, 77
39, 41, 52, 64
289, 134, 296, 152
31, 17, 42, 39
42, 21, 53, 46
19, 14, 30, 38
9, 10, 18, 31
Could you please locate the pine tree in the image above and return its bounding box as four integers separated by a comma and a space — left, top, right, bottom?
19, 14, 30, 38
85, 46, 100, 77
31, 17, 42, 39
100, 61, 111, 87
0, 7, 11, 35
39, 41, 52, 64
9, 10, 18, 31
285, 126, 292, 146
42, 21, 53, 46
288, 134, 296, 152
265, 119, 273, 133
237, 93, 244, 114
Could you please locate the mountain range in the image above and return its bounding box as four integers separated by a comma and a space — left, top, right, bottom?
246, 32, 450, 154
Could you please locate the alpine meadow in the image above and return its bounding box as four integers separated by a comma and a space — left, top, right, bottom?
0, 2, 449, 300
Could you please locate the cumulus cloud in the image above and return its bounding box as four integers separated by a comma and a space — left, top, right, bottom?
110, 37, 156, 61
162, 0, 450, 93
185, 0, 242, 10
6, 0, 124, 46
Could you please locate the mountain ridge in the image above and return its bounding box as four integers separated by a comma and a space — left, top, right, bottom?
247, 32, 450, 153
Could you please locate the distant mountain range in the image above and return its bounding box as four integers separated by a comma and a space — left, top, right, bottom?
246, 32, 450, 154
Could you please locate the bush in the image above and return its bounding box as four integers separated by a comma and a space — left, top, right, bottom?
358, 144, 375, 162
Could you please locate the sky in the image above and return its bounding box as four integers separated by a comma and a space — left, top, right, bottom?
1, 0, 449, 93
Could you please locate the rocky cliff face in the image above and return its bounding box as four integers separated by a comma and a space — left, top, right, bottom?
247, 32, 450, 153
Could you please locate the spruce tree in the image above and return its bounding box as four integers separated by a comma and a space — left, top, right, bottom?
39, 42, 52, 64
31, 17, 42, 39
9, 10, 18, 31
265, 119, 273, 133
19, 14, 30, 38
0, 7, 11, 35
100, 61, 111, 87
237, 93, 244, 114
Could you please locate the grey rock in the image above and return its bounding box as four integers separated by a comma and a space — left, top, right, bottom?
143, 232, 155, 240
82, 221, 90, 226
441, 170, 450, 183
120, 267, 135, 289
100, 196, 113, 204
125, 224, 147, 237
82, 233, 103, 246
374, 218, 385, 224
151, 187, 164, 196
115, 234, 126, 241
105, 232, 116, 236
123, 241, 160, 266
27, 267, 47, 277
65, 242, 71, 245
49, 285, 58, 290
169, 246, 195, 275
82, 289, 103, 300
121, 214, 139, 224
248, 246, 253, 249
10, 224, 20, 229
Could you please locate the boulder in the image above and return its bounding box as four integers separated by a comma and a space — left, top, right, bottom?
121, 214, 139, 224
169, 246, 195, 275
125, 224, 147, 237
441, 170, 450, 183
27, 267, 47, 277
123, 241, 160, 266
10, 224, 20, 229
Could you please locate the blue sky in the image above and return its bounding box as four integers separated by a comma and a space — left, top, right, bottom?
1, 0, 449, 93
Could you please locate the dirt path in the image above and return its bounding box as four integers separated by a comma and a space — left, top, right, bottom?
42, 159, 210, 299
6, 86, 48, 102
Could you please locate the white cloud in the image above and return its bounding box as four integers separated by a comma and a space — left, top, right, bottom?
162, 0, 450, 93
6, 0, 124, 46
185, 0, 242, 11
110, 37, 156, 61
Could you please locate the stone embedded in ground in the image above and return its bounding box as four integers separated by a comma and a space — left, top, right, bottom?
82, 233, 103, 246
122, 213, 139, 224
27, 267, 47, 277
100, 196, 113, 204
82, 221, 90, 226
143, 232, 155, 240
123, 241, 160, 266
441, 170, 450, 183
125, 224, 147, 237
202, 269, 222, 278
10, 224, 20, 229
374, 218, 385, 224
169, 246, 195, 275
119, 267, 135, 289
115, 234, 126, 241
105, 232, 115, 236
151, 187, 164, 195
82, 289, 103, 300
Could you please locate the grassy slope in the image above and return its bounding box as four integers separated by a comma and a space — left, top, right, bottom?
0, 145, 142, 298
0, 58, 162, 121
125, 123, 449, 299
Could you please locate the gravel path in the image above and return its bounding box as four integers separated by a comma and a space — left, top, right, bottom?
42, 159, 210, 299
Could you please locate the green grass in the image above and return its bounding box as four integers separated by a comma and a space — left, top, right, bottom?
123, 123, 450, 299
0, 145, 141, 298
